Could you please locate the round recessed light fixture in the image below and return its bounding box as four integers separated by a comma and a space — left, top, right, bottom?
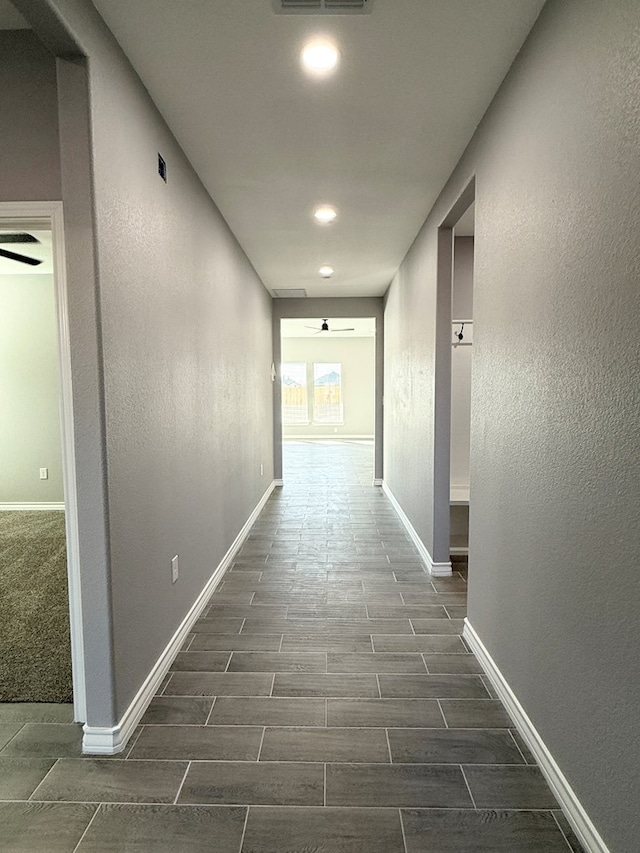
319, 265, 334, 278
314, 205, 337, 225
301, 40, 340, 76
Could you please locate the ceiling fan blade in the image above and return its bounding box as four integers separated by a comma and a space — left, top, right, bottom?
0, 248, 42, 266
0, 233, 39, 244
333, 327, 356, 332
304, 326, 322, 331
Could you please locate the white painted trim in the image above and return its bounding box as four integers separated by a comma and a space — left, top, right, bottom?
273, 479, 284, 487
463, 619, 610, 853
0, 201, 87, 724
449, 546, 469, 556
372, 478, 383, 486
0, 503, 65, 511
82, 480, 277, 755
381, 481, 452, 577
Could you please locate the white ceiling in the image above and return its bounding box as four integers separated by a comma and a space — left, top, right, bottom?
6, 0, 544, 296
281, 317, 375, 337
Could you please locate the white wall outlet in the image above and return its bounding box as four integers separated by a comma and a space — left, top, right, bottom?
260, 463, 264, 476
39, 467, 48, 480
171, 555, 179, 583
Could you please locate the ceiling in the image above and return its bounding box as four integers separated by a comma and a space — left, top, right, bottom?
281, 317, 375, 337
4, 0, 544, 297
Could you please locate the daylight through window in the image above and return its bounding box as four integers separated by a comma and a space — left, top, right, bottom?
281, 362, 343, 425
281, 362, 308, 424
313, 362, 343, 424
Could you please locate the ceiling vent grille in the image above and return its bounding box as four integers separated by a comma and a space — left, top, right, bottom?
275, 0, 372, 14
273, 288, 308, 298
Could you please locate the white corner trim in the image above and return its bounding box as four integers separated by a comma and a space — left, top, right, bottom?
0, 502, 65, 511
273, 479, 284, 487
372, 478, 383, 486
82, 480, 278, 755
381, 481, 452, 577
463, 619, 610, 853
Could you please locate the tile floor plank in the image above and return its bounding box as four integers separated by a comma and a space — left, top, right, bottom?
75, 803, 246, 853
401, 808, 575, 852
178, 760, 324, 805
30, 758, 188, 804
241, 805, 405, 853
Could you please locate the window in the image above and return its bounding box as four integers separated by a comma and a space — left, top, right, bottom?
281, 362, 308, 424
313, 362, 343, 424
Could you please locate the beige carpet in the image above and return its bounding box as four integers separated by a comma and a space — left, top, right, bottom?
0, 511, 72, 702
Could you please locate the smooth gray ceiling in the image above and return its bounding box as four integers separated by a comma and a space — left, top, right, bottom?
91, 1, 544, 296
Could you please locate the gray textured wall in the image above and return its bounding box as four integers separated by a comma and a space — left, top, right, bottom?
0, 30, 61, 201
18, 0, 274, 724
0, 274, 63, 503
384, 0, 640, 848
384, 228, 439, 552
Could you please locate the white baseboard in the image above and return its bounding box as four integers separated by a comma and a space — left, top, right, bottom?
463, 619, 610, 853
381, 481, 452, 577
0, 502, 65, 511
273, 479, 284, 487
372, 478, 383, 486
82, 480, 277, 755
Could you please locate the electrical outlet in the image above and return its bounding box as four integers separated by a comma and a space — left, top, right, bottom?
39, 467, 48, 480
171, 555, 179, 583
260, 463, 264, 476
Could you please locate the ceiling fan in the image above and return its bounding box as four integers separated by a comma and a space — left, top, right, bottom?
0, 233, 42, 267
305, 319, 355, 334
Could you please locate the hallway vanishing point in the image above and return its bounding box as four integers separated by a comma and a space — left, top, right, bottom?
0, 441, 584, 851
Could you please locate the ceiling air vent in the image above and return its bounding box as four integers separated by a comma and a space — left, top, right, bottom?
275, 0, 372, 14
273, 288, 308, 298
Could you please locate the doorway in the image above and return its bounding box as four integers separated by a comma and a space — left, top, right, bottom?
450, 203, 474, 570
433, 179, 475, 576
0, 202, 85, 720
279, 317, 377, 486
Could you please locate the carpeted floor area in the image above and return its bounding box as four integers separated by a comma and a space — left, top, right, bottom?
0, 511, 72, 703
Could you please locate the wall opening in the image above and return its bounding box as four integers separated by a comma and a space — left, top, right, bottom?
279, 316, 377, 485
450, 202, 475, 562
0, 204, 85, 719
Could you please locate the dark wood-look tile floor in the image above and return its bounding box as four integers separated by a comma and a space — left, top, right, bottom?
0, 441, 585, 852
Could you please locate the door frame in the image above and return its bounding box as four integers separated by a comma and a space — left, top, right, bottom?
0, 200, 86, 721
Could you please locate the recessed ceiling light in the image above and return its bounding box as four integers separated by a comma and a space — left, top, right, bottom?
314, 205, 337, 224
319, 265, 334, 278
301, 40, 340, 76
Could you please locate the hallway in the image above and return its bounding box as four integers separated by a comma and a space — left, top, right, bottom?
0, 442, 582, 851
